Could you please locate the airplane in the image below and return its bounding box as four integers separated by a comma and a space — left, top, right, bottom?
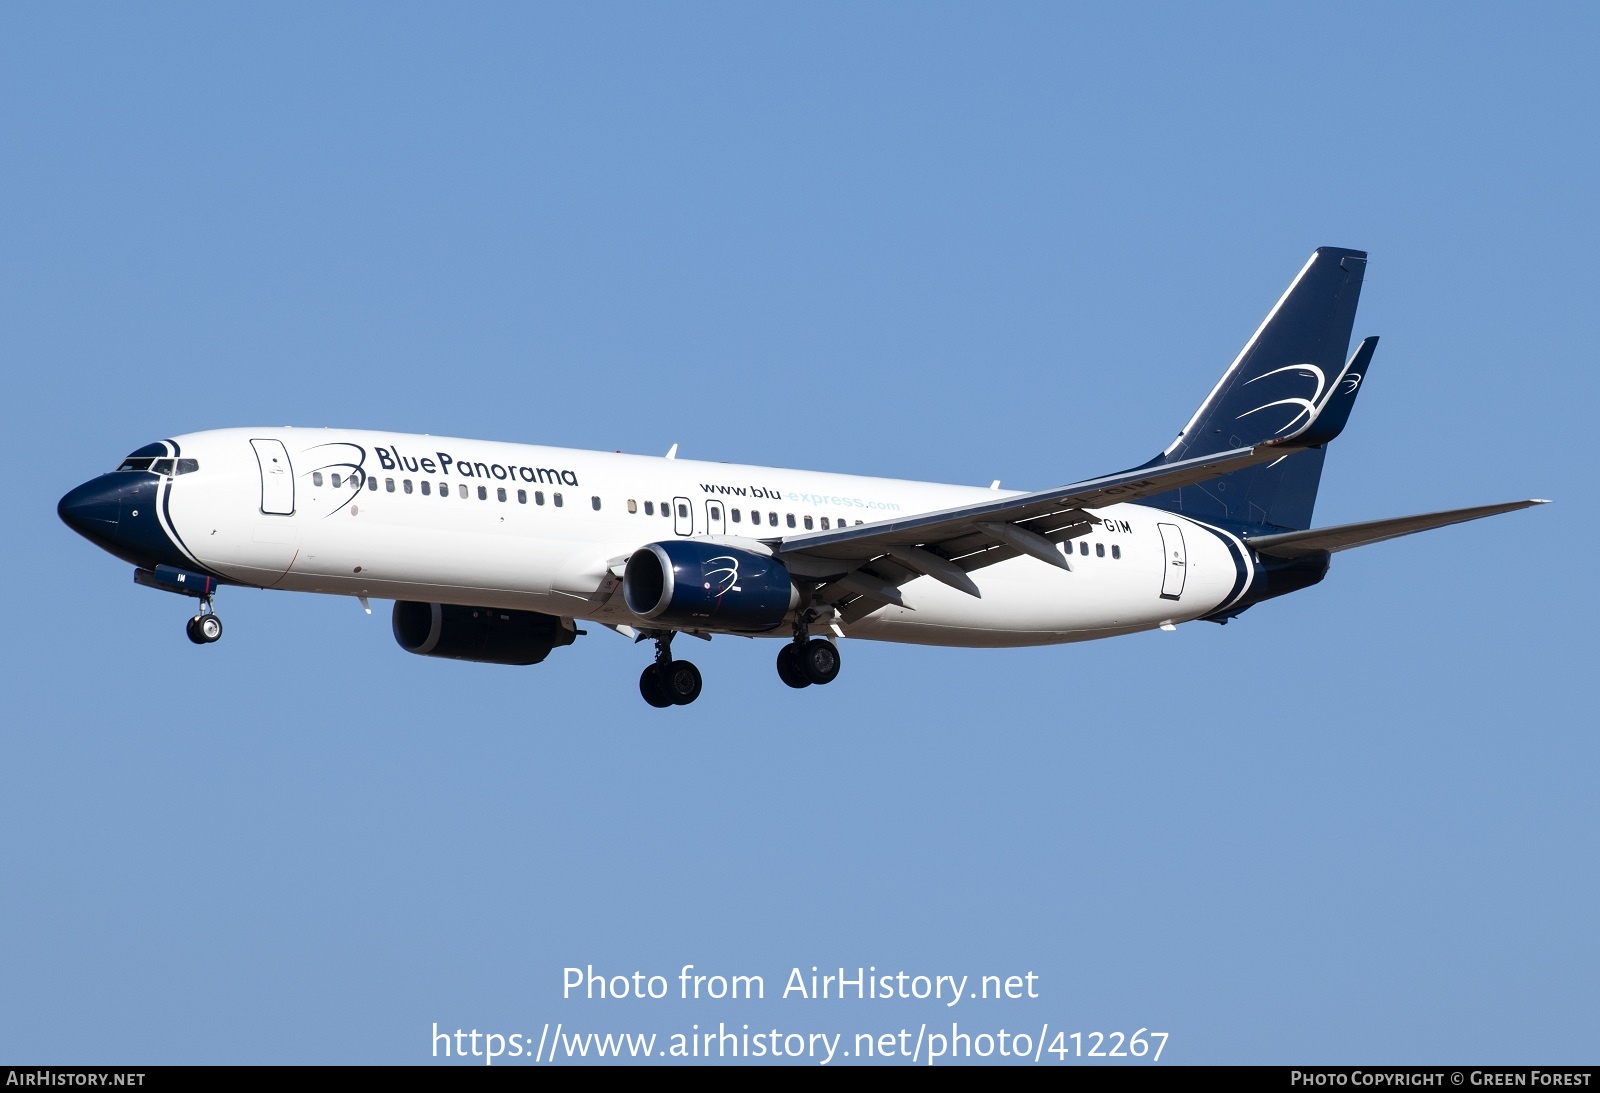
58, 247, 1545, 708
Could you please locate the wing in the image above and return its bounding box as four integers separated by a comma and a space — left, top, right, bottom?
774, 440, 1301, 622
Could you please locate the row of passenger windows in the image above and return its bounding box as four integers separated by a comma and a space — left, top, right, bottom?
307, 472, 864, 529
311, 471, 593, 508
624, 502, 688, 524
623, 498, 863, 532
118, 457, 199, 475
306, 471, 1124, 551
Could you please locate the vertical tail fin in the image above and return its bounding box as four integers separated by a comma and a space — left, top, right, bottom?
1140, 247, 1372, 532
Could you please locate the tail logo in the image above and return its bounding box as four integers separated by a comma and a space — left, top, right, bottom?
1341, 373, 1362, 394
1237, 363, 1327, 436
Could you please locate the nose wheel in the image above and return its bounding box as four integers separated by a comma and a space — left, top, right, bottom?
185, 595, 224, 645
186, 610, 224, 645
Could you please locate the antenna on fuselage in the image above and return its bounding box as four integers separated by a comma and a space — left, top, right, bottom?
665, 444, 678, 459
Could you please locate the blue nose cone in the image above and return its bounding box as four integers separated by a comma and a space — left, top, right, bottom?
59, 471, 178, 568
58, 475, 123, 539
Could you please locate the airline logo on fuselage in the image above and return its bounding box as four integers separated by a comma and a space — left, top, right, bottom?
374, 443, 580, 487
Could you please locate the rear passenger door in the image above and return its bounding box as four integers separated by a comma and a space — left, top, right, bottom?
1157, 522, 1187, 600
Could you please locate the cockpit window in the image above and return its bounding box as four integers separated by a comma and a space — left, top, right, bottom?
116, 442, 195, 474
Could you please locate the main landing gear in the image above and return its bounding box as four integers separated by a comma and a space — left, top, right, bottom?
633, 621, 841, 707
638, 631, 702, 708
776, 613, 842, 689
185, 600, 224, 646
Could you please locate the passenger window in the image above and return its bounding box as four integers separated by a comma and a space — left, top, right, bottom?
732, 509, 742, 523
497, 487, 507, 502
555, 493, 564, 507
661, 501, 670, 516
1112, 544, 1121, 559
420, 481, 431, 496
677, 503, 687, 518
458, 484, 468, 499
821, 517, 831, 530
312, 471, 324, 487
176, 458, 199, 475
478, 486, 488, 500
331, 473, 342, 488
404, 479, 414, 494
369, 477, 379, 491
1095, 543, 1105, 557
644, 501, 654, 515
804, 516, 813, 529
786, 514, 796, 528
1078, 541, 1088, 555
535, 491, 545, 505
386, 478, 395, 493
768, 513, 777, 526
518, 489, 527, 504
628, 499, 638, 514
591, 495, 601, 510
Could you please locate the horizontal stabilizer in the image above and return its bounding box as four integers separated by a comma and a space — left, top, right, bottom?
1245, 500, 1549, 558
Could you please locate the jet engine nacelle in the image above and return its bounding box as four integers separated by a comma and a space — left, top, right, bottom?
392, 601, 577, 665
623, 540, 797, 632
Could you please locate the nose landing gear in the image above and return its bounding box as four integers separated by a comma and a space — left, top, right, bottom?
185, 599, 224, 645
638, 630, 702, 708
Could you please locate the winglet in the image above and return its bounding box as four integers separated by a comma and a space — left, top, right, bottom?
1288, 336, 1378, 447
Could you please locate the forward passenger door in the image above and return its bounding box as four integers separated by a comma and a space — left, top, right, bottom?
250, 439, 295, 515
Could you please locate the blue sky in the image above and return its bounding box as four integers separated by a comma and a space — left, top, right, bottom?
2, 3, 1594, 1065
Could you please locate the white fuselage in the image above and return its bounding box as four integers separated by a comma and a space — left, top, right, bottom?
158, 427, 1245, 647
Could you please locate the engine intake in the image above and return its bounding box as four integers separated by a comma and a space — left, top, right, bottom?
623, 541, 796, 632
392, 602, 576, 665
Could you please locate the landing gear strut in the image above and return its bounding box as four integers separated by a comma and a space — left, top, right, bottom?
638, 631, 702, 708
185, 598, 223, 645
776, 613, 841, 688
